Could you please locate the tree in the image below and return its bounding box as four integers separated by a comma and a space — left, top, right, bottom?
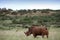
11, 11, 17, 15
27, 9, 32, 13
32, 9, 37, 13
8, 9, 13, 11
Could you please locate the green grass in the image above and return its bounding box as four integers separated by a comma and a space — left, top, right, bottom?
0, 27, 60, 40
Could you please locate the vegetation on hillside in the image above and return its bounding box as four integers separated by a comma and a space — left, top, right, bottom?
0, 8, 60, 29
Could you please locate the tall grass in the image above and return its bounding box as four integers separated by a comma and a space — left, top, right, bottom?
0, 27, 60, 40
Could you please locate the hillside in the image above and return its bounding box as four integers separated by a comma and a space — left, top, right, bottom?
0, 8, 58, 16
0, 8, 60, 29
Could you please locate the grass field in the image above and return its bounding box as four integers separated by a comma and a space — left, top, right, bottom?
0, 27, 60, 40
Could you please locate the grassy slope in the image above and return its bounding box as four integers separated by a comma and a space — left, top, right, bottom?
0, 27, 60, 40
